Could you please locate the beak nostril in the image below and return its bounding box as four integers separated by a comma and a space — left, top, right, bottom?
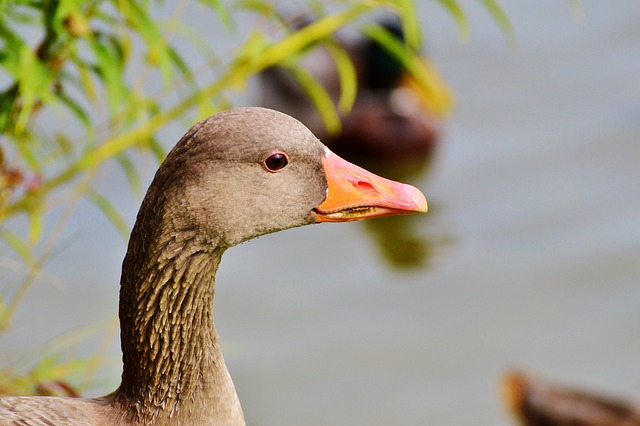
355, 180, 376, 191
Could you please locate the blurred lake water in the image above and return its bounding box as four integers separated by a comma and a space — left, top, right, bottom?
1, 1, 639, 425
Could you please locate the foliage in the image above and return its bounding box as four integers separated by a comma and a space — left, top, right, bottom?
0, 0, 511, 395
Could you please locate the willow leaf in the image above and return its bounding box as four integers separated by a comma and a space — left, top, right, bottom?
73, 59, 97, 105
285, 63, 341, 135
0, 296, 7, 329
128, 2, 174, 83
252, 3, 374, 72
434, 0, 470, 40
166, 44, 196, 90
0, 229, 34, 264
322, 39, 357, 113
53, 134, 75, 159
198, 0, 232, 28
170, 21, 221, 70
479, 0, 515, 43
147, 137, 167, 164
394, 0, 421, 49
27, 208, 43, 244
232, 0, 277, 18
115, 152, 142, 194
362, 23, 453, 115
90, 37, 126, 115
86, 189, 129, 239
15, 44, 52, 134
15, 136, 40, 171
52, 90, 91, 129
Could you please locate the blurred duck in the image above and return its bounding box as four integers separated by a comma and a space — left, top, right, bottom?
261, 15, 450, 165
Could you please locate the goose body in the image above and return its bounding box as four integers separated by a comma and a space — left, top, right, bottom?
0, 107, 426, 425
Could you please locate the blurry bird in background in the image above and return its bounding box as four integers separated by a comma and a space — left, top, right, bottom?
260, 13, 452, 170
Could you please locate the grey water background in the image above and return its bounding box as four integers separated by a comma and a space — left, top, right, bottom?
1, 1, 640, 425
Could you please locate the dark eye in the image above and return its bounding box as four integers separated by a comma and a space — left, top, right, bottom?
263, 152, 289, 172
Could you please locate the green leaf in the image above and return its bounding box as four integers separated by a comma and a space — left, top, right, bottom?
89, 35, 127, 115
14, 44, 54, 134
27, 208, 43, 244
0, 295, 7, 330
165, 45, 196, 89
227, 30, 270, 89
52, 90, 91, 129
361, 22, 413, 70
170, 21, 221, 68
15, 136, 40, 171
361, 22, 454, 115
394, 0, 422, 50
52, 0, 85, 35
1, 1, 41, 25
479, 0, 515, 43
147, 137, 167, 164
0, 86, 16, 132
69, 58, 98, 105
0, 229, 34, 264
0, 22, 24, 72
127, 2, 175, 84
322, 39, 357, 113
86, 189, 129, 240
284, 63, 341, 135
252, 3, 375, 72
115, 152, 141, 194
53, 134, 75, 159
232, 0, 277, 18
434, 0, 470, 40
198, 0, 232, 28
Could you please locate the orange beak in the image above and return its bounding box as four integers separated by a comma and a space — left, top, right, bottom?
314, 150, 428, 222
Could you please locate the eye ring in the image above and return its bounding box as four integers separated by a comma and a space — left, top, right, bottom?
262, 152, 289, 173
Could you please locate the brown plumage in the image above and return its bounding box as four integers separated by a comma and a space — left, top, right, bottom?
0, 107, 426, 425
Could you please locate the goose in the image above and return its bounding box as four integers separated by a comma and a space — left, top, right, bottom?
0, 107, 427, 425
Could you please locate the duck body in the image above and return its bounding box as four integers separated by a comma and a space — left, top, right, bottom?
0, 108, 426, 425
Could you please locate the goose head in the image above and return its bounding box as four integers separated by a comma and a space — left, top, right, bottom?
142, 107, 427, 249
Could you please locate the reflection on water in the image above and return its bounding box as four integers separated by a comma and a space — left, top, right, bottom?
350, 155, 449, 270
361, 214, 441, 269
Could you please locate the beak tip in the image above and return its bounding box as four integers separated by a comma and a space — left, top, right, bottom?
408, 185, 428, 214
418, 197, 429, 213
